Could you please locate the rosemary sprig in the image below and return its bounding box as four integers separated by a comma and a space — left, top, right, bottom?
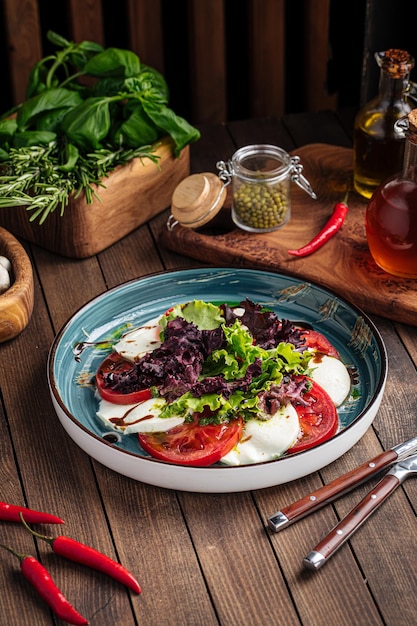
0, 141, 160, 224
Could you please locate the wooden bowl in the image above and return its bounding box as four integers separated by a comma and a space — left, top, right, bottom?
0, 227, 34, 342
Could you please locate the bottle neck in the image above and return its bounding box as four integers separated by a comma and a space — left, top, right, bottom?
378, 70, 409, 104
402, 137, 417, 181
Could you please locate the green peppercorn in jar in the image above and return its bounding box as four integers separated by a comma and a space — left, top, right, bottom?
217, 145, 316, 233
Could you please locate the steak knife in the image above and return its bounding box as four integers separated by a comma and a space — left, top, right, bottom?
267, 435, 417, 532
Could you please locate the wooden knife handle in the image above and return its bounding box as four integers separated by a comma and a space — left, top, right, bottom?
303, 473, 400, 570
268, 449, 397, 532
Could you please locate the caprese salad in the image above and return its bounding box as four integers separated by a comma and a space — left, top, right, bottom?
93, 299, 352, 466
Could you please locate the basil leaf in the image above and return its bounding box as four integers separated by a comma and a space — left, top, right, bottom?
17, 88, 83, 130
59, 142, 79, 171
113, 106, 159, 147
124, 66, 169, 102
12, 130, 56, 147
84, 48, 141, 78
77, 40, 104, 55
0, 118, 18, 145
69, 48, 106, 74
61, 97, 111, 150
47, 30, 71, 48
35, 108, 71, 132
92, 77, 125, 97
140, 65, 169, 98
142, 101, 201, 156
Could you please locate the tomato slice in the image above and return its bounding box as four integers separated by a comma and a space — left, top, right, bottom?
96, 352, 152, 404
299, 329, 339, 358
138, 415, 243, 466
288, 376, 338, 454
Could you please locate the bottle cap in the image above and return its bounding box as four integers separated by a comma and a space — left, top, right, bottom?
376, 49, 414, 78
170, 172, 227, 229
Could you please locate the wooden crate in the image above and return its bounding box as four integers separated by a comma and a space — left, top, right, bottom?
0, 138, 190, 258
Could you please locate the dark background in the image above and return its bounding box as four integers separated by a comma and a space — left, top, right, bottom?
0, 0, 416, 122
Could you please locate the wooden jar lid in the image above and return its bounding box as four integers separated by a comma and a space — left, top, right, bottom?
171, 172, 226, 228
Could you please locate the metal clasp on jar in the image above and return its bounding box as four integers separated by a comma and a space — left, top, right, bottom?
289, 156, 317, 199
216, 159, 234, 186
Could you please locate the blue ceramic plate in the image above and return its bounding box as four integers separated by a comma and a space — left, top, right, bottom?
48, 268, 387, 492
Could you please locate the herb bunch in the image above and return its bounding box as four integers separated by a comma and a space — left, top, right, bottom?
0, 31, 200, 223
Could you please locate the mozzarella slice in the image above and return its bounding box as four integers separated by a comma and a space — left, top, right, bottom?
114, 317, 162, 361
96, 397, 185, 435
220, 403, 300, 466
309, 355, 351, 406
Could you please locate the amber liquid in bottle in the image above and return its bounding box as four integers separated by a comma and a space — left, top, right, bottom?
366, 178, 417, 278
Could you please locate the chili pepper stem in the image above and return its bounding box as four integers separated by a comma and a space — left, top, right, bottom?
19, 513, 141, 594
1, 542, 90, 625
20, 513, 54, 546
0, 542, 26, 562
341, 189, 349, 205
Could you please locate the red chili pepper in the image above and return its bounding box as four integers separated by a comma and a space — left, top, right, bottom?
0, 501, 64, 525
288, 194, 349, 258
0, 543, 89, 625
20, 515, 141, 594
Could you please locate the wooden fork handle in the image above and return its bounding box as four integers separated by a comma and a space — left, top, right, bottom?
267, 449, 397, 532
303, 473, 400, 570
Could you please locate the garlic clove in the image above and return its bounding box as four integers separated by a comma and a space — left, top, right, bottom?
0, 263, 11, 294
0, 255, 12, 273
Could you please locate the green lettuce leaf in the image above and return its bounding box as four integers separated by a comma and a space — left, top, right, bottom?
160, 300, 224, 332
157, 301, 314, 424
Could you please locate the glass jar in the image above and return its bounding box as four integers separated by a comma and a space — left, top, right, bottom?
366, 110, 417, 278
353, 49, 415, 200
217, 144, 316, 233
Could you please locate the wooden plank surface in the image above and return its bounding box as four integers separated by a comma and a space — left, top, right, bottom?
0, 248, 136, 624
128, 0, 164, 73
67, 0, 105, 44
247, 0, 285, 117
2, 0, 42, 104
304, 0, 338, 111
0, 0, 343, 123
1, 112, 416, 625
188, 0, 227, 124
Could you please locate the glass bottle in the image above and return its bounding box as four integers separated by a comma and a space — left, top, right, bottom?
353, 49, 414, 200
366, 110, 417, 278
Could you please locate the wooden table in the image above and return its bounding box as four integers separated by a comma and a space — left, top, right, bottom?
1, 110, 416, 626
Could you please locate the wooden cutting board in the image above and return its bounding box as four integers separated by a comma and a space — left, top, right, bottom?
160, 143, 417, 326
